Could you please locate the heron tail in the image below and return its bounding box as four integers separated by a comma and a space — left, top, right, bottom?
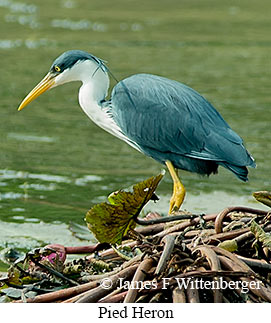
219, 162, 251, 182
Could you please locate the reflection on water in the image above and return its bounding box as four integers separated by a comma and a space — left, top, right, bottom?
11, 208, 25, 212
5, 14, 40, 29
51, 19, 107, 32
0, 169, 71, 183
8, 133, 56, 143
18, 183, 57, 191
61, 0, 77, 9
0, 192, 25, 200
0, 169, 102, 186
0, 38, 56, 49
2, 0, 40, 29
0, 0, 37, 13
74, 175, 102, 186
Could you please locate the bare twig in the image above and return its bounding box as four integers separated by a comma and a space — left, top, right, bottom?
123, 258, 155, 303
172, 286, 186, 303
210, 246, 254, 273
136, 223, 165, 236
76, 264, 138, 303
186, 279, 200, 303
237, 255, 271, 271
218, 255, 271, 302
214, 207, 267, 234
139, 270, 254, 295
98, 291, 128, 303
155, 213, 218, 239
65, 243, 110, 254
30, 259, 79, 286
80, 254, 142, 283
135, 214, 197, 225
14, 280, 99, 303
193, 246, 223, 302
155, 235, 176, 276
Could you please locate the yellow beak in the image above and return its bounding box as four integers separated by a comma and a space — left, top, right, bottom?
18, 72, 56, 111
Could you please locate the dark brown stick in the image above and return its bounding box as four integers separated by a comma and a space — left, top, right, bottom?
123, 258, 154, 303
139, 270, 253, 295
193, 246, 223, 302
214, 207, 267, 234
14, 280, 99, 303
237, 255, 271, 271
200, 227, 251, 245
210, 246, 254, 273
80, 254, 142, 283
136, 223, 165, 236
86, 241, 138, 261
135, 214, 197, 225
98, 290, 128, 303
65, 243, 109, 254
218, 255, 271, 302
154, 213, 218, 239
76, 264, 138, 303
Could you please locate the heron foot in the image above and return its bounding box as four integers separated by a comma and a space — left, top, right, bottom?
169, 181, 186, 214
165, 160, 186, 214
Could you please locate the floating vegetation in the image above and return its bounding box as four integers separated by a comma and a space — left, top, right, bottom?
1, 175, 271, 303
1, 204, 271, 303
85, 172, 164, 244
0, 220, 87, 250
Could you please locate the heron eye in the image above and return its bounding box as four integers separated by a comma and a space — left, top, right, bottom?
54, 65, 61, 72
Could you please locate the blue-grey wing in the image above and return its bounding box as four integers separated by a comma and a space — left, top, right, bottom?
111, 74, 254, 167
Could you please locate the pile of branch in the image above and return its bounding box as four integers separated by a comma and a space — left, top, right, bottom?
2, 206, 271, 303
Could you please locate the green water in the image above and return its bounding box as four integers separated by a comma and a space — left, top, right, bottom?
1, 0, 271, 269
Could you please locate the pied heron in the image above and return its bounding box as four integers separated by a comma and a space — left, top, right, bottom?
18, 50, 256, 213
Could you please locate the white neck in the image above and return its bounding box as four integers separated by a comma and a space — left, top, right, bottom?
73, 60, 110, 103
55, 59, 141, 151
77, 61, 112, 130
76, 61, 128, 142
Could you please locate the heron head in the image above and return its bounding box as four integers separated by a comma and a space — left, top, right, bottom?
18, 50, 108, 111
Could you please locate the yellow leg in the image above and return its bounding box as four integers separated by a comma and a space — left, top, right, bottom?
165, 160, 186, 214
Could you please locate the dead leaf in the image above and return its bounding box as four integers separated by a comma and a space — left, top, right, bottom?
85, 171, 164, 244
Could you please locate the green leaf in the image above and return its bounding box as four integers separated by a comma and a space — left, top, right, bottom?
253, 191, 271, 208
218, 240, 238, 252
250, 220, 271, 249
85, 171, 165, 244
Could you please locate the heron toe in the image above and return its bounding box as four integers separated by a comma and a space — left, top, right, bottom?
169, 181, 186, 214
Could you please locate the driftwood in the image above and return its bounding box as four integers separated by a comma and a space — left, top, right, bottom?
2, 205, 271, 303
